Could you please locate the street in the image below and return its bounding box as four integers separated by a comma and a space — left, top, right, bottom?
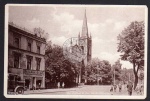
29, 85, 141, 95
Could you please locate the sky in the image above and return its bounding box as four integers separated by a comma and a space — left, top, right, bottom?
8, 5, 146, 69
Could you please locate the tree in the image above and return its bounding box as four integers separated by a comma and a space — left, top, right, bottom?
111, 60, 122, 85
139, 71, 144, 83
86, 58, 112, 85
34, 27, 49, 40
99, 60, 112, 85
45, 43, 78, 88
117, 21, 144, 89
121, 68, 134, 84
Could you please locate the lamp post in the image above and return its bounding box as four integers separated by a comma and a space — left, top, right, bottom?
114, 68, 115, 85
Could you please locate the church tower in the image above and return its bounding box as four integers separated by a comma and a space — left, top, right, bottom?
78, 9, 92, 67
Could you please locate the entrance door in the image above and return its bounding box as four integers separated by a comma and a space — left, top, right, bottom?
25, 79, 30, 89
36, 80, 42, 89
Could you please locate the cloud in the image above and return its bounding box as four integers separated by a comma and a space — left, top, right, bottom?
51, 11, 82, 38
51, 36, 67, 46
27, 18, 40, 23
9, 6, 145, 69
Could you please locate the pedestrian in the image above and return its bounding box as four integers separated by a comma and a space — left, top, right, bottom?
119, 83, 122, 92
57, 82, 60, 88
139, 84, 144, 95
110, 85, 113, 95
114, 84, 117, 92
38, 82, 41, 90
33, 83, 36, 92
127, 81, 133, 96
62, 82, 65, 88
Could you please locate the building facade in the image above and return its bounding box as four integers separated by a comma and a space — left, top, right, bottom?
8, 23, 46, 89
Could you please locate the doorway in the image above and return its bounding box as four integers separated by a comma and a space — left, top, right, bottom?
25, 79, 30, 89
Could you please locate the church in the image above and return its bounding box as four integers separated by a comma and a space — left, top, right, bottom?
70, 10, 92, 84
78, 9, 92, 67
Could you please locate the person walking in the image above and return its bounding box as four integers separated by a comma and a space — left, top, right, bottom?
114, 84, 117, 92
57, 82, 60, 89
38, 83, 41, 90
33, 83, 36, 92
119, 83, 122, 92
127, 81, 133, 96
62, 82, 65, 88
110, 84, 114, 95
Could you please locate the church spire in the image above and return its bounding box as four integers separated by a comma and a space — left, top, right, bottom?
81, 9, 88, 38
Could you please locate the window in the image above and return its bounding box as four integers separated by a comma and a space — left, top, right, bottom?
14, 55, 19, 68
27, 56, 32, 70
36, 58, 41, 71
81, 46, 84, 54
14, 37, 19, 48
27, 42, 32, 51
27, 38, 32, 51
37, 46, 40, 54
36, 42, 41, 54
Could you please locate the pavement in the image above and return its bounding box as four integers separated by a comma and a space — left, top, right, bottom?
24, 87, 79, 95
24, 85, 143, 96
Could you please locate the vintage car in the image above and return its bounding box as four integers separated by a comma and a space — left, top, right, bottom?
8, 73, 25, 94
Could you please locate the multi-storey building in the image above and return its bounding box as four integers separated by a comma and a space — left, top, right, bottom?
8, 22, 46, 89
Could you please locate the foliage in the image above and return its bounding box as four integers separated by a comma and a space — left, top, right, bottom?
86, 58, 112, 85
45, 43, 78, 88
121, 68, 134, 84
117, 21, 144, 89
111, 60, 122, 84
139, 71, 144, 81
34, 27, 49, 40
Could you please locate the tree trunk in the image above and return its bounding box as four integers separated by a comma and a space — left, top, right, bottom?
133, 61, 139, 90
134, 73, 138, 90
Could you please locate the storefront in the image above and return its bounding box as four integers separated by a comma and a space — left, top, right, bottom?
23, 69, 45, 89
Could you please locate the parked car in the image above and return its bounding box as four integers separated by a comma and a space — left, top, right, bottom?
7, 73, 25, 94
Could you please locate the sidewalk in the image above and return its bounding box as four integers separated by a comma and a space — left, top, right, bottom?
24, 88, 78, 95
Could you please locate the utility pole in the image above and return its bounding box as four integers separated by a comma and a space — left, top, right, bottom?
114, 68, 115, 85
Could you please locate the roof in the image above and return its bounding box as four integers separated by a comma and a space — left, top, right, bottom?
9, 22, 46, 43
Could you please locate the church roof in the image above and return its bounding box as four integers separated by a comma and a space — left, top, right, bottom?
81, 9, 88, 38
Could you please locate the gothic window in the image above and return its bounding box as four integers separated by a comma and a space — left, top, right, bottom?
36, 58, 41, 71
26, 55, 32, 70
14, 55, 20, 68
14, 37, 20, 48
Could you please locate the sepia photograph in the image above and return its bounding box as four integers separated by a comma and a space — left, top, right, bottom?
4, 4, 147, 99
